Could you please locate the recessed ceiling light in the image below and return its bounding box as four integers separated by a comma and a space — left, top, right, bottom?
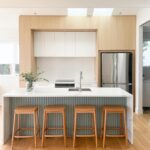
93, 8, 114, 16
68, 8, 87, 16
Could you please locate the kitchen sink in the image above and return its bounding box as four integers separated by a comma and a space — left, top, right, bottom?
68, 88, 91, 91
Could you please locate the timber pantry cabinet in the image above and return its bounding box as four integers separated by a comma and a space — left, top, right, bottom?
34, 32, 96, 57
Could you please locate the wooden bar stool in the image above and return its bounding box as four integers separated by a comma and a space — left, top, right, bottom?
41, 105, 66, 147
73, 105, 97, 148
101, 105, 128, 148
11, 106, 40, 149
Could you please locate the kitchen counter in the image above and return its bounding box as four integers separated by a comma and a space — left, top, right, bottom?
2, 87, 133, 145
4, 87, 132, 97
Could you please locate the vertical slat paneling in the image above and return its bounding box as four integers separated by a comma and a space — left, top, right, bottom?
10, 97, 126, 136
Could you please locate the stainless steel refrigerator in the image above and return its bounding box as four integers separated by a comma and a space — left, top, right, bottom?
101, 52, 132, 94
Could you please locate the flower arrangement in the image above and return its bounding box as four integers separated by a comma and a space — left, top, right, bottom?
21, 71, 49, 92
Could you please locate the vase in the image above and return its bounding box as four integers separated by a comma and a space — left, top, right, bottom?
26, 82, 33, 92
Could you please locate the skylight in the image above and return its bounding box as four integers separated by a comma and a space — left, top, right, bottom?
68, 8, 87, 16
93, 8, 114, 16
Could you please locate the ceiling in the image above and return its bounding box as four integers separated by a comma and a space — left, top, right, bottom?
0, 7, 139, 29
0, 0, 149, 8
0, 8, 139, 16
0, 0, 146, 29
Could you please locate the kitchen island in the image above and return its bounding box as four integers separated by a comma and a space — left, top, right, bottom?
2, 87, 133, 144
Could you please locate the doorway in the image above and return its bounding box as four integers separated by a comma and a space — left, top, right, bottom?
142, 21, 150, 113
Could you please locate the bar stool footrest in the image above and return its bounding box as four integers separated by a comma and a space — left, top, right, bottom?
101, 127, 125, 131
76, 134, 95, 137
15, 128, 40, 136
44, 134, 64, 138
77, 127, 94, 130
16, 128, 34, 131
45, 127, 64, 130
106, 134, 126, 137
14, 135, 34, 138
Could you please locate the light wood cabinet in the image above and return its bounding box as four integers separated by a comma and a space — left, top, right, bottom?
99, 17, 136, 50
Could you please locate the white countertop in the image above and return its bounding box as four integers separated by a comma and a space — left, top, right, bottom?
3, 87, 132, 98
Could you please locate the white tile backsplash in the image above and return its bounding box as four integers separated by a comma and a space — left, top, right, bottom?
36, 57, 96, 85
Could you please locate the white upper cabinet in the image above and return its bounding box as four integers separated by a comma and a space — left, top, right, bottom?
34, 32, 96, 57
53, 32, 65, 56
64, 32, 75, 57
34, 32, 55, 57
75, 32, 96, 57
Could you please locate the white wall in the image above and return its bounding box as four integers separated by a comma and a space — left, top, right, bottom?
136, 8, 150, 113
0, 28, 19, 105
37, 57, 96, 86
0, 75, 19, 103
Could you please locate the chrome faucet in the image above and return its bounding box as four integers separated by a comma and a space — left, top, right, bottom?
79, 71, 83, 91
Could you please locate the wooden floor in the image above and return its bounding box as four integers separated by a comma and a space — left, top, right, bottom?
0, 113, 150, 150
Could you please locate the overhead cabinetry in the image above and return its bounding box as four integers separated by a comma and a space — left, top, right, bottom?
99, 17, 135, 50
34, 32, 96, 57
19, 16, 136, 86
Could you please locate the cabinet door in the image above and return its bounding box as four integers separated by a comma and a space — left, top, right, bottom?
53, 32, 65, 56
34, 32, 44, 56
64, 32, 75, 57
34, 32, 96, 57
34, 32, 55, 57
75, 32, 96, 57
99, 17, 136, 50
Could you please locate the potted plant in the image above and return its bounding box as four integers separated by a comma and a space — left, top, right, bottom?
21, 71, 49, 92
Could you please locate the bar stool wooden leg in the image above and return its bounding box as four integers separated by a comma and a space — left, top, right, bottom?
33, 112, 37, 148
92, 112, 95, 135
73, 112, 77, 148
123, 110, 128, 146
101, 109, 105, 137
45, 113, 48, 135
120, 113, 123, 135
63, 111, 66, 147
42, 111, 46, 147
103, 110, 107, 148
11, 113, 16, 149
17, 114, 20, 136
36, 111, 40, 137
93, 111, 98, 148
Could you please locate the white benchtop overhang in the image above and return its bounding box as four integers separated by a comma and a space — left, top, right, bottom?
3, 87, 132, 98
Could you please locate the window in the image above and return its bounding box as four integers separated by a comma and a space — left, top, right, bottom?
143, 41, 150, 66
0, 64, 11, 75
68, 8, 87, 16
0, 41, 19, 75
93, 8, 114, 16
15, 64, 19, 74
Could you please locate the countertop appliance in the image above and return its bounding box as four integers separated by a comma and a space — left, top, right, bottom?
55, 80, 75, 88
100, 52, 132, 94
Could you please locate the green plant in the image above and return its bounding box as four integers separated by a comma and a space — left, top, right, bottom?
21, 71, 49, 83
